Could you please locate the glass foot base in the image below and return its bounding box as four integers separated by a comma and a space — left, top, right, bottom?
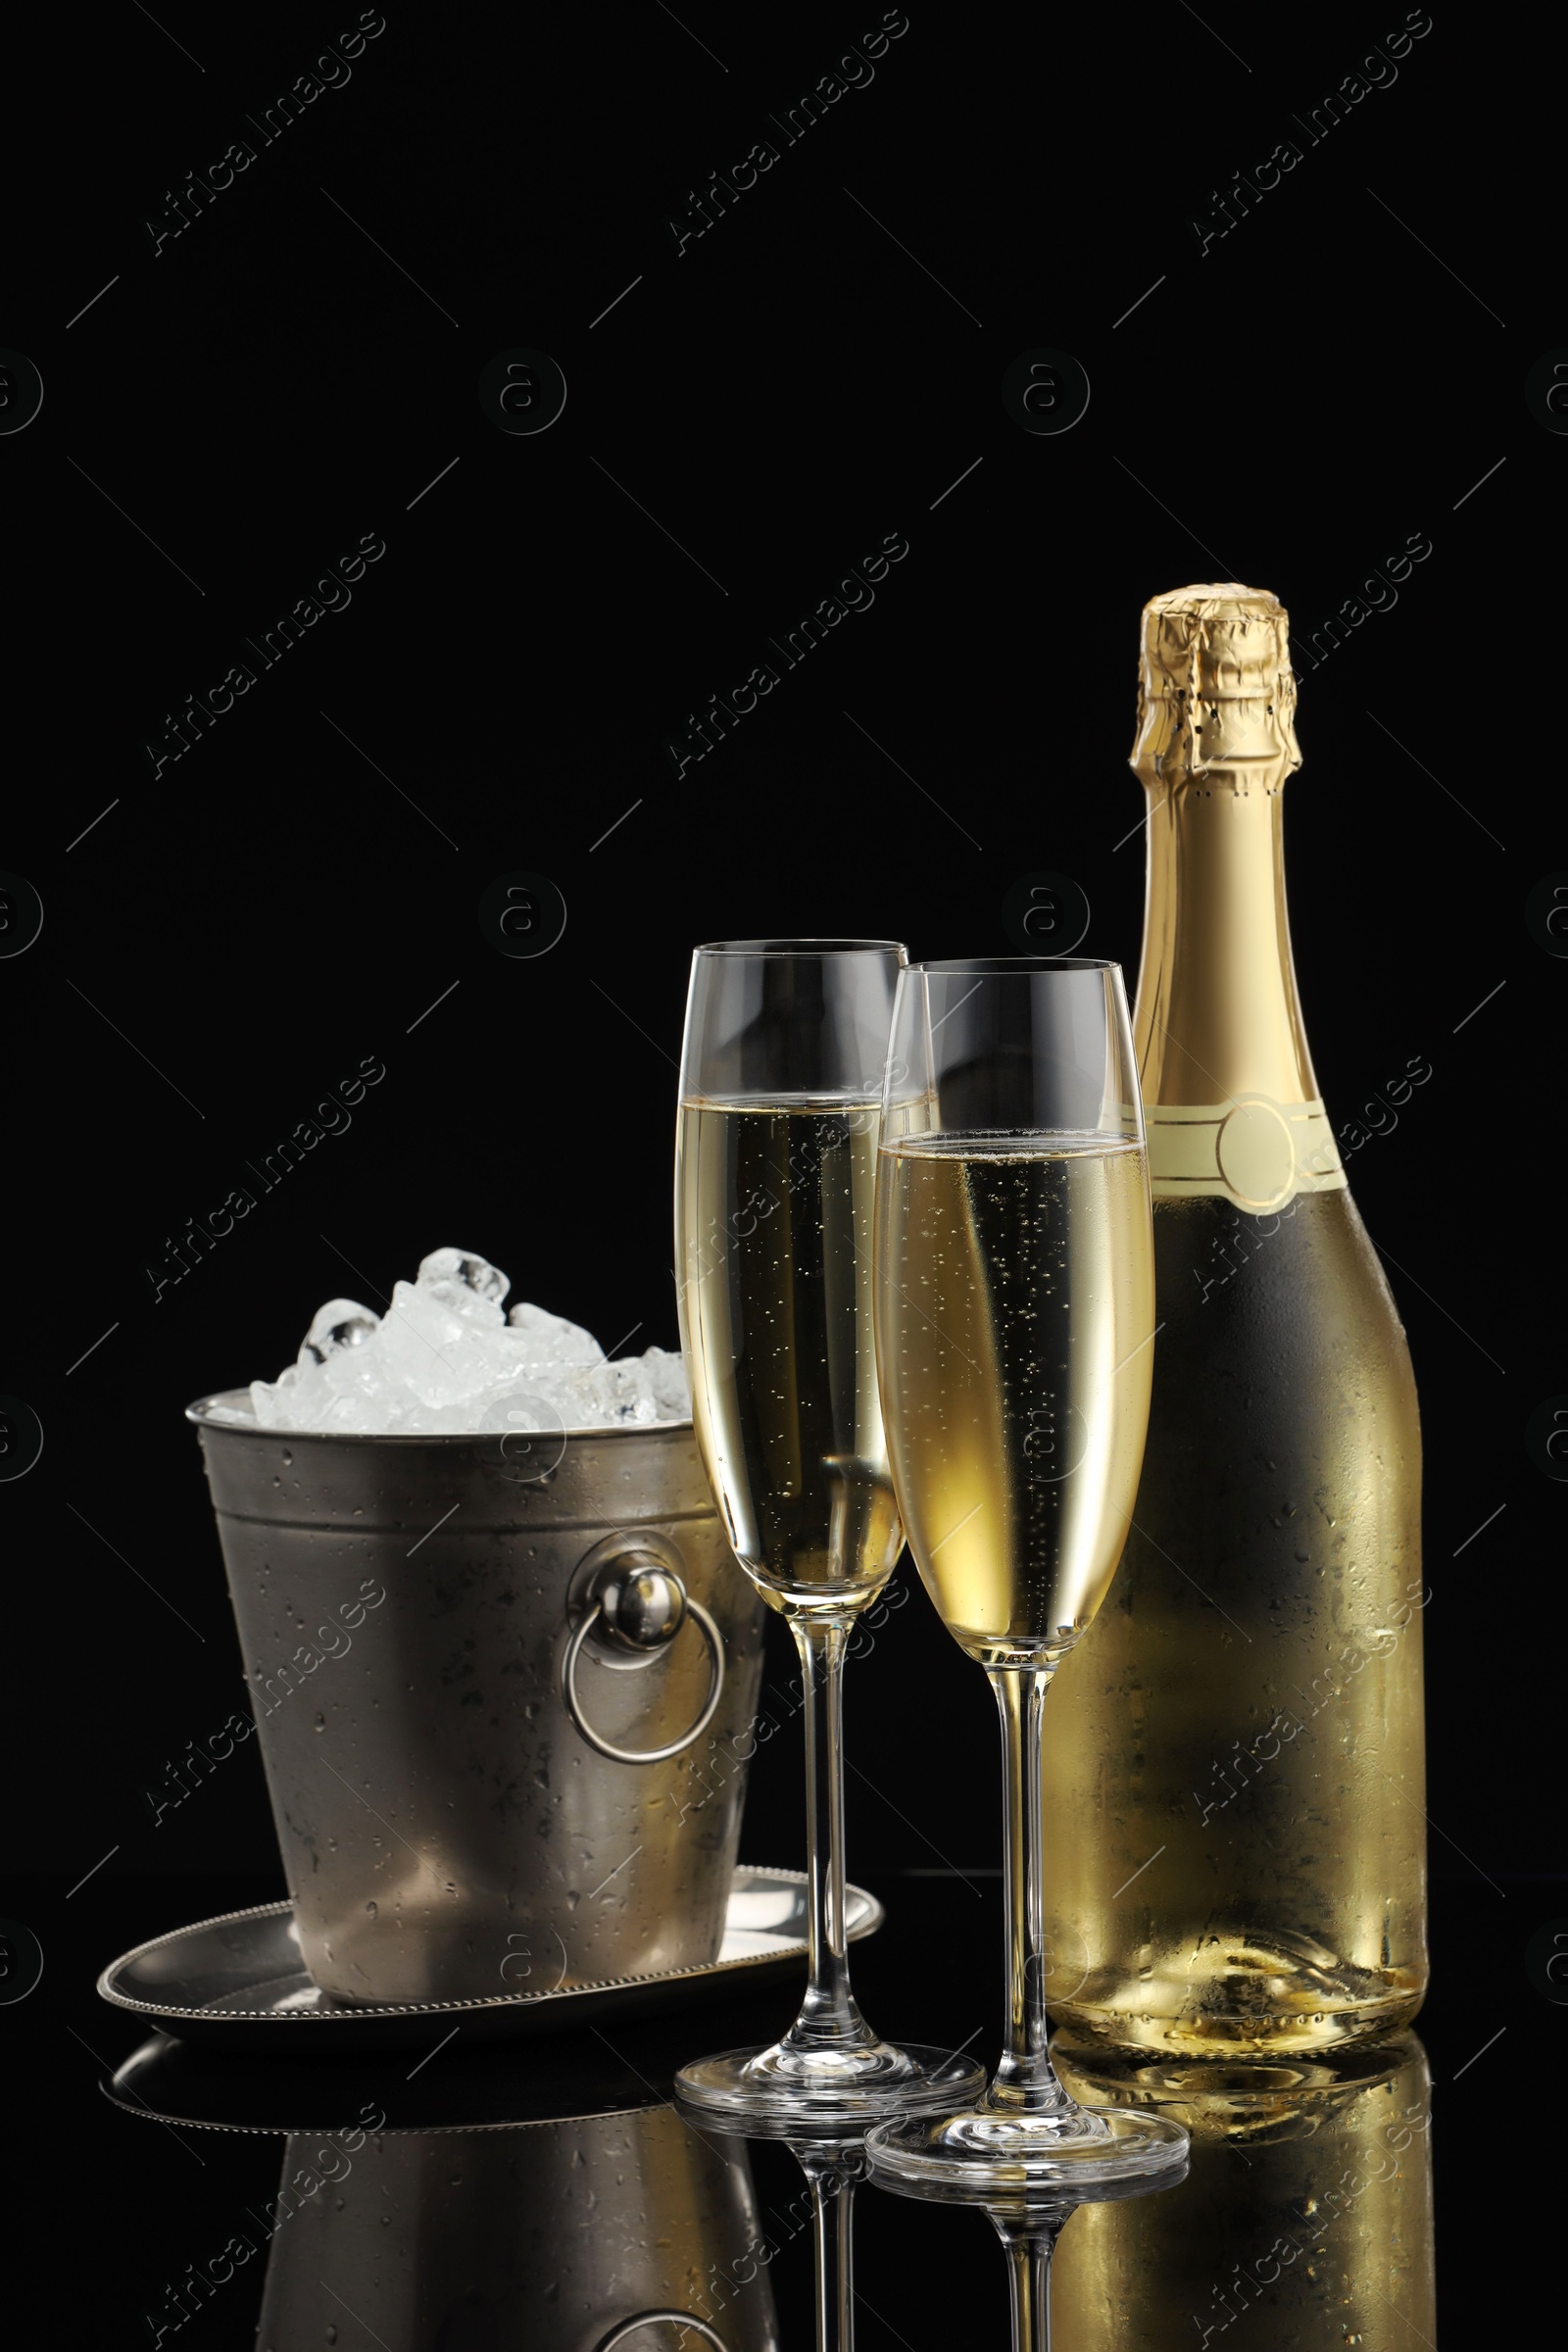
865, 2100, 1190, 2202
675, 2039, 986, 2124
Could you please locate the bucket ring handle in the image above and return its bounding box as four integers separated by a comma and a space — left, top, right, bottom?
591, 2316, 731, 2351
563, 1549, 725, 1765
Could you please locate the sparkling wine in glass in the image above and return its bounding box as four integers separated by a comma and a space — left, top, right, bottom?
864, 957, 1190, 2193
673, 940, 985, 2121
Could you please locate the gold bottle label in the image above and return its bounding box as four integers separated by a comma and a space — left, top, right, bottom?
1145, 1094, 1346, 1210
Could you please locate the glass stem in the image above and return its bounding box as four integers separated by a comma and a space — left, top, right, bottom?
785, 1619, 872, 2050
994, 2212, 1060, 2352
801, 2148, 858, 2352
987, 1666, 1070, 2113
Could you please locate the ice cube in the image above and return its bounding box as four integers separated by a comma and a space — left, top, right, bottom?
300, 1298, 379, 1365
250, 1364, 302, 1427
318, 1344, 412, 1426
641, 1346, 691, 1419
378, 1279, 513, 1407
416, 1247, 510, 1320
240, 1254, 684, 1435
506, 1300, 604, 1367
318, 1391, 383, 1433
279, 1358, 346, 1429
569, 1357, 662, 1427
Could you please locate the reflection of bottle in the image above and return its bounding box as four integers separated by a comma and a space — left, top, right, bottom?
1050, 2034, 1437, 2349
1041, 585, 1427, 2054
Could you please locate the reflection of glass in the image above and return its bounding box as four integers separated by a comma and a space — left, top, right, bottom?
674, 941, 984, 2121
990, 2201, 1078, 2352
868, 2152, 1187, 2352
866, 960, 1188, 2196
680, 2101, 868, 2352
1050, 2035, 1437, 2349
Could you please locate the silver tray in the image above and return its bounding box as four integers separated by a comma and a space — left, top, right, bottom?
97, 1864, 883, 2052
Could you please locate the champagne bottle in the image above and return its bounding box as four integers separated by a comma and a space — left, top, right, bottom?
1050, 2035, 1437, 2350
1039, 584, 1427, 2054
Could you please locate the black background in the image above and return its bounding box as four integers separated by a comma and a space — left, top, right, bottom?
4, 0, 1560, 2335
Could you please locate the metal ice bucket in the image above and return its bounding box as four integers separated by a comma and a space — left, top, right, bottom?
190, 1396, 768, 2004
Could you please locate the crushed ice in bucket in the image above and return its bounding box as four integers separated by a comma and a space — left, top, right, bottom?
220, 1247, 690, 1434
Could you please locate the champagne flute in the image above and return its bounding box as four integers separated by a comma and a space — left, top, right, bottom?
673, 940, 985, 2120
863, 957, 1189, 2191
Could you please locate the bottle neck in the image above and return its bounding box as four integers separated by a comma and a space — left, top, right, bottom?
1132, 768, 1346, 1212
1135, 777, 1315, 1107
